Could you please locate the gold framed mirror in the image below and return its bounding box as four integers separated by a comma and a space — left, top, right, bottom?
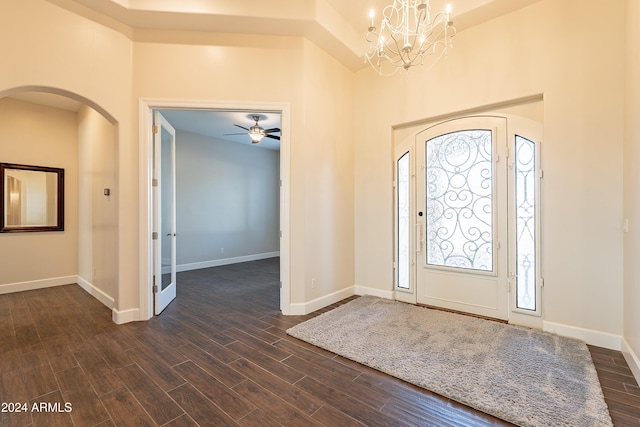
1, 163, 64, 232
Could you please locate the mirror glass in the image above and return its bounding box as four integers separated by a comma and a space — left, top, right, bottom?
1, 163, 64, 232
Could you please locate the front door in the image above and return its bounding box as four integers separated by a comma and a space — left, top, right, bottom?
415, 117, 509, 320
153, 112, 177, 314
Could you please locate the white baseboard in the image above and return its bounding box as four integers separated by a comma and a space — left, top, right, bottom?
112, 307, 140, 324
174, 252, 280, 273
0, 276, 77, 294
543, 320, 622, 350
355, 285, 395, 300
289, 286, 356, 315
622, 338, 640, 384
76, 276, 115, 309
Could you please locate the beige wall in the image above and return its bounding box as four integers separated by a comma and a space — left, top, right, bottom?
0, 0, 134, 313
624, 0, 640, 372
354, 0, 625, 337
78, 105, 118, 304
300, 39, 355, 304
0, 98, 78, 285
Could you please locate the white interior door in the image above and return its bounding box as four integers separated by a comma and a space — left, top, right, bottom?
153, 111, 177, 315
415, 117, 509, 320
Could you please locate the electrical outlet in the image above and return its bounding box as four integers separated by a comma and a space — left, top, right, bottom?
311, 278, 317, 288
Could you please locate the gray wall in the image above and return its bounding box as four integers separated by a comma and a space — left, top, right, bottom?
175, 129, 280, 271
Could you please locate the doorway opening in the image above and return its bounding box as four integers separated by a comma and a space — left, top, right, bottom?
139, 99, 291, 320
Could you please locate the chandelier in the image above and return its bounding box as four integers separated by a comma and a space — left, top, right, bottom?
365, 0, 456, 76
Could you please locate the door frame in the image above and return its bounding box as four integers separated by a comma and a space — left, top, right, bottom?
138, 98, 292, 320
393, 113, 543, 327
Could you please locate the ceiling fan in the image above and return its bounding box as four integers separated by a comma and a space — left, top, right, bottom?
225, 115, 280, 144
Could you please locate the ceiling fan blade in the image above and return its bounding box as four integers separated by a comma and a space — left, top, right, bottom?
265, 134, 280, 141
223, 132, 247, 136
264, 128, 280, 133
233, 124, 249, 131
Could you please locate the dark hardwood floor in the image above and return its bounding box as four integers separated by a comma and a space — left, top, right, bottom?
1, 257, 639, 426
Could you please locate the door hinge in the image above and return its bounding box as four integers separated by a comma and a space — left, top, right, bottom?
152, 125, 159, 134
279, 281, 282, 289
153, 285, 158, 293
540, 277, 545, 287
152, 178, 158, 187
152, 231, 158, 240
539, 169, 544, 179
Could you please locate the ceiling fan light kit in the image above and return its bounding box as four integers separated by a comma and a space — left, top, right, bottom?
225, 114, 281, 144
365, 0, 456, 76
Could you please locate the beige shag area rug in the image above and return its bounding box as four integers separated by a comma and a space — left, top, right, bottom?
287, 295, 612, 427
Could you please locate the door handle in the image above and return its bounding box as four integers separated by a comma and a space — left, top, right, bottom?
166, 233, 177, 237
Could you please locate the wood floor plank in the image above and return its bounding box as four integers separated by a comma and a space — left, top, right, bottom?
168, 383, 238, 427
124, 346, 186, 392
226, 340, 305, 385
100, 387, 155, 427
114, 363, 184, 426
236, 408, 284, 427
30, 390, 74, 427
176, 328, 240, 364
223, 327, 291, 362
0, 368, 32, 427
228, 357, 323, 416
295, 375, 404, 427
282, 354, 390, 410
55, 366, 111, 426
73, 346, 124, 396
173, 361, 255, 421
20, 349, 59, 398
89, 333, 133, 370
231, 380, 325, 427
177, 343, 246, 388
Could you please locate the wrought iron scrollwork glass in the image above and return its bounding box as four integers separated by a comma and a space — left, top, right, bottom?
425, 130, 493, 271
515, 135, 536, 310
397, 152, 410, 289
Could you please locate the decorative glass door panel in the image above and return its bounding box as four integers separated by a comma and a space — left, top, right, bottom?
415, 117, 509, 320
426, 130, 494, 272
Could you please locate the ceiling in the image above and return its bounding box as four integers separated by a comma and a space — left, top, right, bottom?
50, 0, 541, 71
20, 0, 540, 149
158, 109, 282, 151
